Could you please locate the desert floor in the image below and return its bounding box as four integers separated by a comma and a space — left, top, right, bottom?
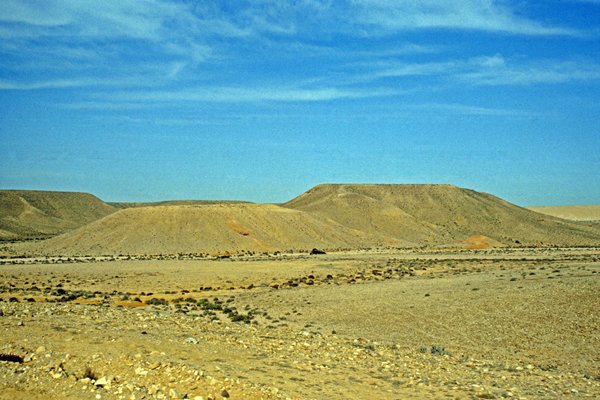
1, 248, 599, 399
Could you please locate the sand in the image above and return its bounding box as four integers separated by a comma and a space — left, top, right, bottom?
1, 248, 599, 399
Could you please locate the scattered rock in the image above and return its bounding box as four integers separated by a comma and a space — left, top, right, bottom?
94, 376, 110, 387
185, 336, 199, 344
0, 354, 23, 363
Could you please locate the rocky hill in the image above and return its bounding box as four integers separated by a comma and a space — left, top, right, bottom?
0, 190, 116, 240
22, 203, 367, 256
5, 184, 600, 255
283, 184, 600, 247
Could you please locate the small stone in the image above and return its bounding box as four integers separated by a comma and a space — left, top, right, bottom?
185, 337, 199, 344
135, 367, 148, 376
220, 389, 230, 398
17, 321, 24, 326
169, 388, 181, 398
95, 377, 110, 387
149, 361, 161, 370
193, 397, 205, 400
36, 346, 46, 354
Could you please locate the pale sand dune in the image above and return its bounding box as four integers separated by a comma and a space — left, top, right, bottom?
528, 205, 600, 221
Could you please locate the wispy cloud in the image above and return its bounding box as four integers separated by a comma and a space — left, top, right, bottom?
104, 85, 399, 103
405, 102, 540, 118
353, 54, 600, 86
0, 74, 161, 90
1, 0, 597, 106
0, 0, 191, 39
348, 0, 577, 36
0, 78, 115, 90
458, 58, 600, 85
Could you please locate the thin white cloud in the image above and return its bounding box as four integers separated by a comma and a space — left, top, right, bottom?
348, 0, 577, 36
106, 86, 399, 103
354, 54, 600, 86
0, 0, 191, 40
407, 103, 539, 117
459, 59, 600, 85
0, 77, 144, 90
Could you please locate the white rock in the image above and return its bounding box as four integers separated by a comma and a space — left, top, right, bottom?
94, 376, 110, 387
185, 337, 199, 344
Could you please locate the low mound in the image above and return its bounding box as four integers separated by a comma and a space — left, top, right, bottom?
0, 190, 116, 240
23, 204, 367, 256
528, 205, 600, 221
283, 184, 600, 247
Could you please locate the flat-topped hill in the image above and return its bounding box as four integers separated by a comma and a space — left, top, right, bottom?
23, 203, 367, 256
283, 184, 600, 247
0, 190, 116, 240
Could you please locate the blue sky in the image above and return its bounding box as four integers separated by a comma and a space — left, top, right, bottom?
1, 0, 599, 205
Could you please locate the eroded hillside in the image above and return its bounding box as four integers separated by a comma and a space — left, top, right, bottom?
0, 190, 116, 240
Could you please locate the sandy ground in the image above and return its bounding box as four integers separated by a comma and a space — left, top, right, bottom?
1, 248, 599, 399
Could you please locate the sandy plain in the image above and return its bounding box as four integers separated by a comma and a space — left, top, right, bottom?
1, 248, 599, 399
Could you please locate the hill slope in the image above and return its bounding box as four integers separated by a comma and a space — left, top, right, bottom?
528, 205, 600, 222
22, 203, 367, 256
0, 190, 116, 240
283, 184, 600, 247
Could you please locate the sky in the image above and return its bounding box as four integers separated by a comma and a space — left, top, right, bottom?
1, 1, 599, 205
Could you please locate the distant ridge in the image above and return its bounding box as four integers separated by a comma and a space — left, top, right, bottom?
0, 190, 116, 240
4, 184, 600, 255
109, 200, 252, 209
528, 205, 600, 222
283, 184, 600, 247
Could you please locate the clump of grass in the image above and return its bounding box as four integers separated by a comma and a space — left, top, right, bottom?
430, 345, 450, 356
83, 366, 97, 380
146, 298, 168, 306
419, 345, 450, 356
